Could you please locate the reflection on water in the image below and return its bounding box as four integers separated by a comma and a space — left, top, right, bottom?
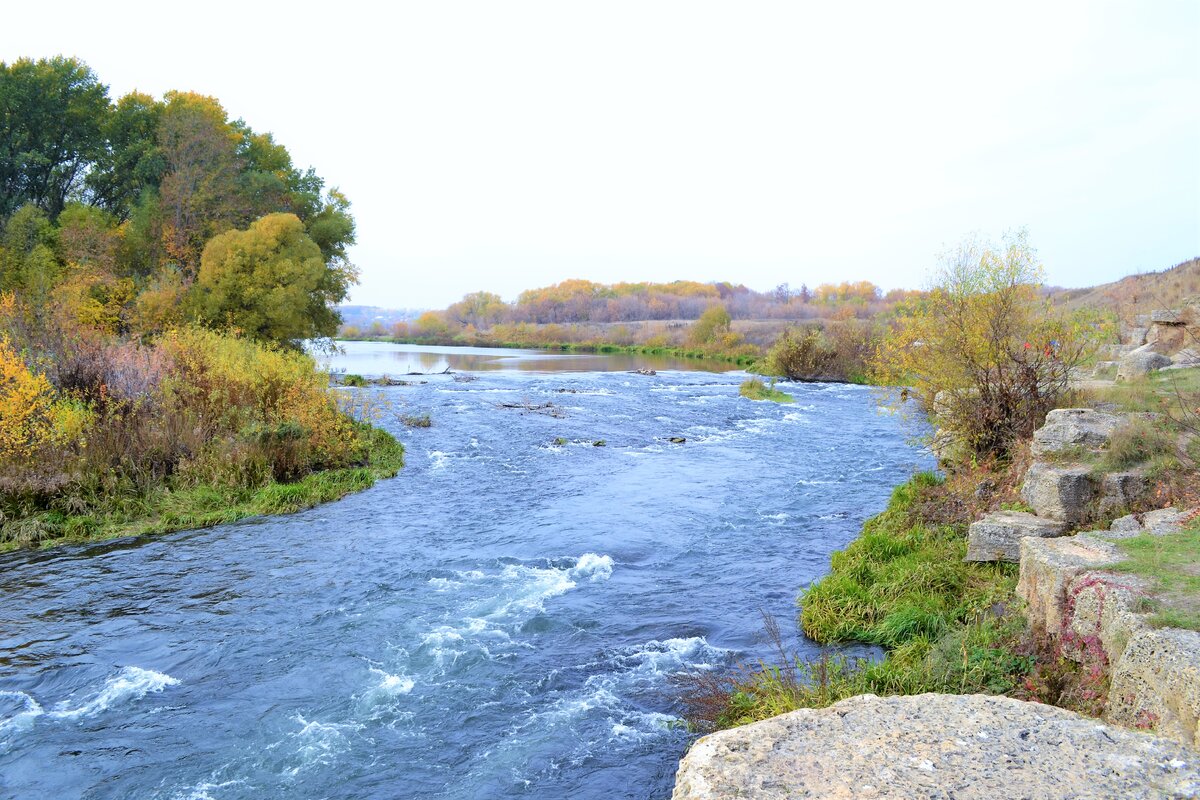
320, 341, 737, 375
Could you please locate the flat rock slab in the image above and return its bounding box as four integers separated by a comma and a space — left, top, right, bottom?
966, 511, 1067, 562
672, 694, 1200, 800
1030, 408, 1124, 458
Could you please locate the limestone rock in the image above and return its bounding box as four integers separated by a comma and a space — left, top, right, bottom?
1109, 627, 1200, 749
1021, 462, 1095, 523
1171, 348, 1200, 368
1018, 534, 1122, 637
671, 694, 1200, 800
1099, 470, 1150, 516
965, 511, 1067, 563
1030, 408, 1123, 458
1143, 507, 1193, 533
1112, 513, 1145, 534
1119, 348, 1173, 381
1092, 360, 1119, 377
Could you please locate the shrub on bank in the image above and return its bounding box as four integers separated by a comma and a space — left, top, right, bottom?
0, 326, 401, 550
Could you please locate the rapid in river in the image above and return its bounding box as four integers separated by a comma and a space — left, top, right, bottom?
0, 342, 930, 799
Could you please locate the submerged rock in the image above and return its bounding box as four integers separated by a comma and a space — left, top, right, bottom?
672, 693, 1200, 799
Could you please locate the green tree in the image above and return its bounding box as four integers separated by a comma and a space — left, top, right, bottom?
0, 203, 59, 297
0, 57, 110, 218
192, 213, 355, 345
874, 231, 1094, 460
86, 91, 165, 219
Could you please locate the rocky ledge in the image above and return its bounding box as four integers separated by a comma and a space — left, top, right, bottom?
672, 694, 1200, 800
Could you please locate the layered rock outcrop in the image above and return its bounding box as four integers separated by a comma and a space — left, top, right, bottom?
1018, 514, 1200, 749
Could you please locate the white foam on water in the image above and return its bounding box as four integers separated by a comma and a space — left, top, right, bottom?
49, 666, 179, 721
284, 714, 361, 776
426, 450, 450, 470
0, 690, 44, 745
171, 780, 247, 800
571, 553, 614, 582
368, 667, 415, 697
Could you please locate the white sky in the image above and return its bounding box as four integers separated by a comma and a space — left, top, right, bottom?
3, 1, 1198, 308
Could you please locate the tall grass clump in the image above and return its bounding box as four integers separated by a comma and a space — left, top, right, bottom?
678, 471, 1033, 731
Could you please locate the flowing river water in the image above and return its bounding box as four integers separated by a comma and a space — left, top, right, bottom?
0, 343, 930, 799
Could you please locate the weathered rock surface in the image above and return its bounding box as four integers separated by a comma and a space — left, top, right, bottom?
1019, 525, 1200, 749
1021, 462, 1096, 523
1119, 347, 1174, 380
1112, 507, 1193, 536
965, 511, 1067, 563
1030, 408, 1123, 458
1019, 533, 1122, 636
671, 694, 1200, 800
1099, 469, 1150, 516
1021, 462, 1148, 523
1171, 348, 1200, 368
1110, 627, 1200, 749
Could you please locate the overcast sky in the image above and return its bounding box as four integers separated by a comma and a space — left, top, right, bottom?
3, 1, 1197, 308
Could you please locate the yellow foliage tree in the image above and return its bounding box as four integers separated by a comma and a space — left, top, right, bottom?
0, 335, 65, 460
874, 232, 1094, 460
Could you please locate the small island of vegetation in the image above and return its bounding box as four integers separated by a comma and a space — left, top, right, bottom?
0, 57, 401, 551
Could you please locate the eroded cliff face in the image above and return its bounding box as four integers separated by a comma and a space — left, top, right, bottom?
672, 694, 1199, 800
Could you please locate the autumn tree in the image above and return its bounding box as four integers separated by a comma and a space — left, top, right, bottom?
191, 213, 354, 346
688, 304, 732, 346
874, 231, 1094, 460
156, 92, 243, 274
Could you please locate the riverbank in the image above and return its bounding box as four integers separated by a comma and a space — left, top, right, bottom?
0, 422, 402, 553
0, 328, 405, 553
681, 470, 1033, 730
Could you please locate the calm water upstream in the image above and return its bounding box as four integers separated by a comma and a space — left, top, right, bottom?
0, 343, 931, 799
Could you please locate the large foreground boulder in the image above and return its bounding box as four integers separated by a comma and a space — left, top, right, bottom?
965, 511, 1067, 562
672, 694, 1200, 800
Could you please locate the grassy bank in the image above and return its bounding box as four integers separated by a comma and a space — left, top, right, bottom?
683, 472, 1033, 730
372, 335, 761, 367
0, 423, 402, 552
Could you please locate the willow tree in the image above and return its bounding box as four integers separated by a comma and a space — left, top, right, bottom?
874, 231, 1094, 461
191, 213, 356, 347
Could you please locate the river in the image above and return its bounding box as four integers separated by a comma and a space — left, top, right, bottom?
0, 342, 930, 799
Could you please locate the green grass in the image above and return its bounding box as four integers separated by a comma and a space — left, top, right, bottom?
681, 473, 1032, 730
738, 378, 794, 403
1110, 526, 1200, 630
1087, 366, 1200, 413
340, 373, 369, 387
0, 425, 403, 552
380, 336, 762, 367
